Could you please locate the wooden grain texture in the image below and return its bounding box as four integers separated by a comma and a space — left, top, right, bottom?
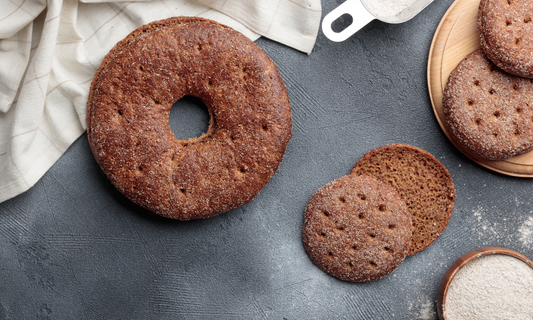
427, 0, 533, 177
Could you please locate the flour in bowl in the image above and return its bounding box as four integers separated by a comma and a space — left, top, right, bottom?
445, 254, 533, 320
361, 0, 416, 17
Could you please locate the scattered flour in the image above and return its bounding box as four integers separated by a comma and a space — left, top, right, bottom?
445, 254, 533, 320
361, 0, 416, 17
417, 298, 435, 320
519, 217, 533, 247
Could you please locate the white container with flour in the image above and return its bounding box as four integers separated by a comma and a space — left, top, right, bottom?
322, 0, 435, 42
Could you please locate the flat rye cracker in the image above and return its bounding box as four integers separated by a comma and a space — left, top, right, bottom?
351, 144, 455, 256
443, 49, 533, 160
302, 174, 412, 282
478, 0, 533, 78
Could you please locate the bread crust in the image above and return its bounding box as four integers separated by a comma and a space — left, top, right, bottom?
302, 174, 411, 282
478, 0, 533, 78
443, 49, 533, 160
87, 17, 292, 220
351, 144, 455, 256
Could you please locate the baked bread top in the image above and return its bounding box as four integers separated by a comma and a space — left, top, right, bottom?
479, 0, 533, 78
443, 49, 533, 160
302, 174, 412, 282
87, 17, 292, 220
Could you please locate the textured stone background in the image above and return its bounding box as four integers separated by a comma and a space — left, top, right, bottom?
2, 0, 533, 318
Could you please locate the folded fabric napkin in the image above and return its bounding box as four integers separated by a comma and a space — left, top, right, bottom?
0, 0, 321, 203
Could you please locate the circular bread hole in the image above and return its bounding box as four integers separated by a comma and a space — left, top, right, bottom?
475, 119, 482, 126
474, 79, 480, 86
323, 211, 330, 218
368, 261, 377, 269
369, 233, 376, 239
388, 224, 396, 230
525, 17, 532, 23
506, 20, 512, 26
467, 99, 474, 106
358, 193, 366, 201
378, 204, 386, 212
489, 88, 495, 95
517, 107, 523, 114
493, 111, 501, 118
516, 38, 522, 45
339, 197, 346, 203
493, 132, 499, 137
384, 246, 393, 254
169, 95, 210, 141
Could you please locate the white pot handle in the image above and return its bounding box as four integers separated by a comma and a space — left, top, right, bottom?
322, 0, 376, 42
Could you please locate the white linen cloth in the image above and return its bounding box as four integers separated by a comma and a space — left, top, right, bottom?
0, 0, 321, 203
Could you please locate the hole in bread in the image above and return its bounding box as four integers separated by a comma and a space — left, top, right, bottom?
384, 246, 393, 254
139, 65, 144, 71
197, 44, 203, 52
336, 226, 345, 232
493, 132, 499, 137
388, 224, 396, 230
358, 213, 365, 219
369, 233, 376, 239
475, 119, 482, 126
489, 88, 495, 95
153, 99, 161, 105
493, 111, 501, 118
180, 188, 186, 194
262, 124, 268, 132
229, 135, 236, 142
328, 252, 334, 257
319, 232, 326, 238
467, 99, 474, 106
339, 197, 346, 203
525, 17, 532, 23
117, 110, 123, 116
351, 245, 358, 251
516, 38, 522, 45
323, 211, 330, 217
358, 193, 366, 201
207, 80, 213, 87
515, 129, 520, 136
506, 20, 512, 26
368, 261, 377, 269
507, 0, 512, 5
347, 262, 354, 268
239, 166, 247, 174
169, 95, 211, 142
474, 79, 480, 86
378, 204, 386, 212
513, 84, 519, 91
517, 107, 523, 114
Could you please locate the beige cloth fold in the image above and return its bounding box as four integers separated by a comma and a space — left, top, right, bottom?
0, 0, 321, 203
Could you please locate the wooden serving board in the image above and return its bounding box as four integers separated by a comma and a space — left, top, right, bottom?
427, 0, 533, 177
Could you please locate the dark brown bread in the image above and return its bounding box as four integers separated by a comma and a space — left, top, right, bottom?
478, 0, 533, 78
350, 144, 455, 256
443, 49, 533, 160
87, 17, 292, 220
302, 174, 411, 282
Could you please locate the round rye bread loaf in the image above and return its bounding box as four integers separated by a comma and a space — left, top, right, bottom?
87, 17, 292, 220
443, 49, 533, 160
302, 174, 412, 283
350, 144, 455, 256
478, 0, 533, 78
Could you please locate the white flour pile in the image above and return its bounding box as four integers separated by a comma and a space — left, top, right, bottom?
361, 0, 416, 17
445, 254, 533, 320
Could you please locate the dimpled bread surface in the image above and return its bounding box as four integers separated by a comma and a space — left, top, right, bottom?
87, 17, 292, 220
443, 49, 533, 160
303, 174, 412, 283
478, 0, 533, 78
350, 144, 455, 256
